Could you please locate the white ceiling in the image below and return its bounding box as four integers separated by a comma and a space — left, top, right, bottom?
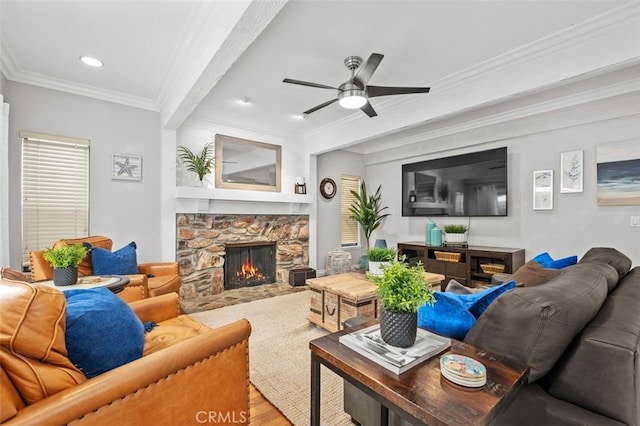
1, 0, 635, 148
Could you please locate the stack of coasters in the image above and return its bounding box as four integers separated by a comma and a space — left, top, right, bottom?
440, 354, 487, 387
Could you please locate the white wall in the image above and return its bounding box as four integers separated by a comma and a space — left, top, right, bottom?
363, 92, 640, 265
316, 149, 365, 274
5, 82, 163, 268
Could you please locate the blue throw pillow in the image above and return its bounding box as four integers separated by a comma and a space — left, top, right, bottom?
417, 281, 516, 340
467, 281, 516, 318
90, 241, 139, 275
418, 293, 476, 341
533, 252, 577, 269
65, 287, 144, 378
533, 252, 553, 265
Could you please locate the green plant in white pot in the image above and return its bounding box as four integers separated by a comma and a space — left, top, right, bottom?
349, 181, 390, 269
370, 256, 435, 347
366, 247, 397, 277
443, 224, 468, 244
43, 243, 88, 286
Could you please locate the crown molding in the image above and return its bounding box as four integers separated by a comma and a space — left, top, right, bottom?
361, 73, 640, 158
1, 39, 157, 111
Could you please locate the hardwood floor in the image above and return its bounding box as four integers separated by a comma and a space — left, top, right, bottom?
250, 383, 292, 425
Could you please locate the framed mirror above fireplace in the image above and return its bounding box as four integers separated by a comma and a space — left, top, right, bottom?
215, 134, 281, 192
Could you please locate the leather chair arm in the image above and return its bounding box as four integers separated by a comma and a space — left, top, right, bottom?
28, 250, 52, 282
4, 319, 251, 426
138, 262, 179, 277
129, 293, 181, 324
118, 274, 149, 303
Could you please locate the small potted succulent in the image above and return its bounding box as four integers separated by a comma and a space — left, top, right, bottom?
43, 243, 88, 286
443, 224, 468, 244
366, 247, 397, 277
370, 256, 435, 347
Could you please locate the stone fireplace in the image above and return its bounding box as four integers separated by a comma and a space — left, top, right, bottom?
176, 214, 309, 300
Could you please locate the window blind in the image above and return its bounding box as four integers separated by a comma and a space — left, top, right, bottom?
21, 132, 90, 267
341, 174, 360, 247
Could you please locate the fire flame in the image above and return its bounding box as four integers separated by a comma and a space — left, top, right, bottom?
237, 256, 263, 279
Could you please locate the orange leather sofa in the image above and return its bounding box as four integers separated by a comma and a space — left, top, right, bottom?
0, 268, 251, 425
29, 236, 181, 302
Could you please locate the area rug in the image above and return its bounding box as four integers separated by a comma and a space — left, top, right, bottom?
189, 291, 352, 426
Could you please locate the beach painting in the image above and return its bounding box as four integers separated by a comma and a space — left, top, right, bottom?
596, 140, 640, 206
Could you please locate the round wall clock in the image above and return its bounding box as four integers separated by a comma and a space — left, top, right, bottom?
320, 178, 337, 199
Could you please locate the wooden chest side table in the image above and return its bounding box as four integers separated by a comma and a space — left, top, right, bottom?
307, 272, 444, 332
307, 273, 378, 332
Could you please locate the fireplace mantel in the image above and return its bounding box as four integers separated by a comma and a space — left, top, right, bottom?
176, 186, 313, 204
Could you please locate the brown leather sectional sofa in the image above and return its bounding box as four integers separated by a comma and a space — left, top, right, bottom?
0, 269, 251, 425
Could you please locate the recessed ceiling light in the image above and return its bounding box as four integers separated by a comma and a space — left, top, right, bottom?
294, 114, 306, 120
237, 97, 251, 105
79, 56, 104, 68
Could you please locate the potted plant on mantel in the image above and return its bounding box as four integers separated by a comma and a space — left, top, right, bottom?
43, 243, 88, 286
366, 247, 397, 277
443, 224, 468, 244
349, 181, 390, 269
370, 256, 435, 347
177, 142, 214, 184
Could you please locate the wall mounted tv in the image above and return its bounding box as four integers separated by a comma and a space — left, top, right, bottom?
402, 147, 507, 217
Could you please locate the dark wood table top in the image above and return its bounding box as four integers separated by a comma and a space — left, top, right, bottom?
310, 322, 529, 426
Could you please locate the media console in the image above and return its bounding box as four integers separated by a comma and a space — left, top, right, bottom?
397, 242, 525, 290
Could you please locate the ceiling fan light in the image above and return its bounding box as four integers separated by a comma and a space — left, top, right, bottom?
338, 89, 367, 109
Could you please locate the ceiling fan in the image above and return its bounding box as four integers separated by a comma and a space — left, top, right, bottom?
283, 53, 430, 118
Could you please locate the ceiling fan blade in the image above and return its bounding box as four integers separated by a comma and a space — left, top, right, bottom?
304, 98, 339, 115
360, 101, 378, 118
283, 78, 339, 91
367, 85, 430, 98
352, 53, 384, 89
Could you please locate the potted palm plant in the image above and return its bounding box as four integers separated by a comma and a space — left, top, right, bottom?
177, 142, 214, 183
43, 243, 88, 286
366, 247, 397, 277
370, 256, 435, 347
349, 181, 390, 269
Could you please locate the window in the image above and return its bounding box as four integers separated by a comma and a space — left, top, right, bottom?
341, 174, 360, 247
21, 132, 90, 267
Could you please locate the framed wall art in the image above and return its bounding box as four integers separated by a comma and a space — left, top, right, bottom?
596, 140, 640, 206
533, 170, 553, 210
560, 150, 583, 193
112, 153, 142, 181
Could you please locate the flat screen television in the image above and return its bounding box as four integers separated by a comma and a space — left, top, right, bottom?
402, 147, 507, 217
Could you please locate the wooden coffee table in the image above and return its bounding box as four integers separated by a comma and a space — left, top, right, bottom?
310, 321, 529, 426
307, 272, 444, 332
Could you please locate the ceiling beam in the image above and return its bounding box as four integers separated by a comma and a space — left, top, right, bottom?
158, 0, 288, 130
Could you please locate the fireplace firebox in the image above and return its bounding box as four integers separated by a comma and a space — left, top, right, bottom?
224, 241, 277, 290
